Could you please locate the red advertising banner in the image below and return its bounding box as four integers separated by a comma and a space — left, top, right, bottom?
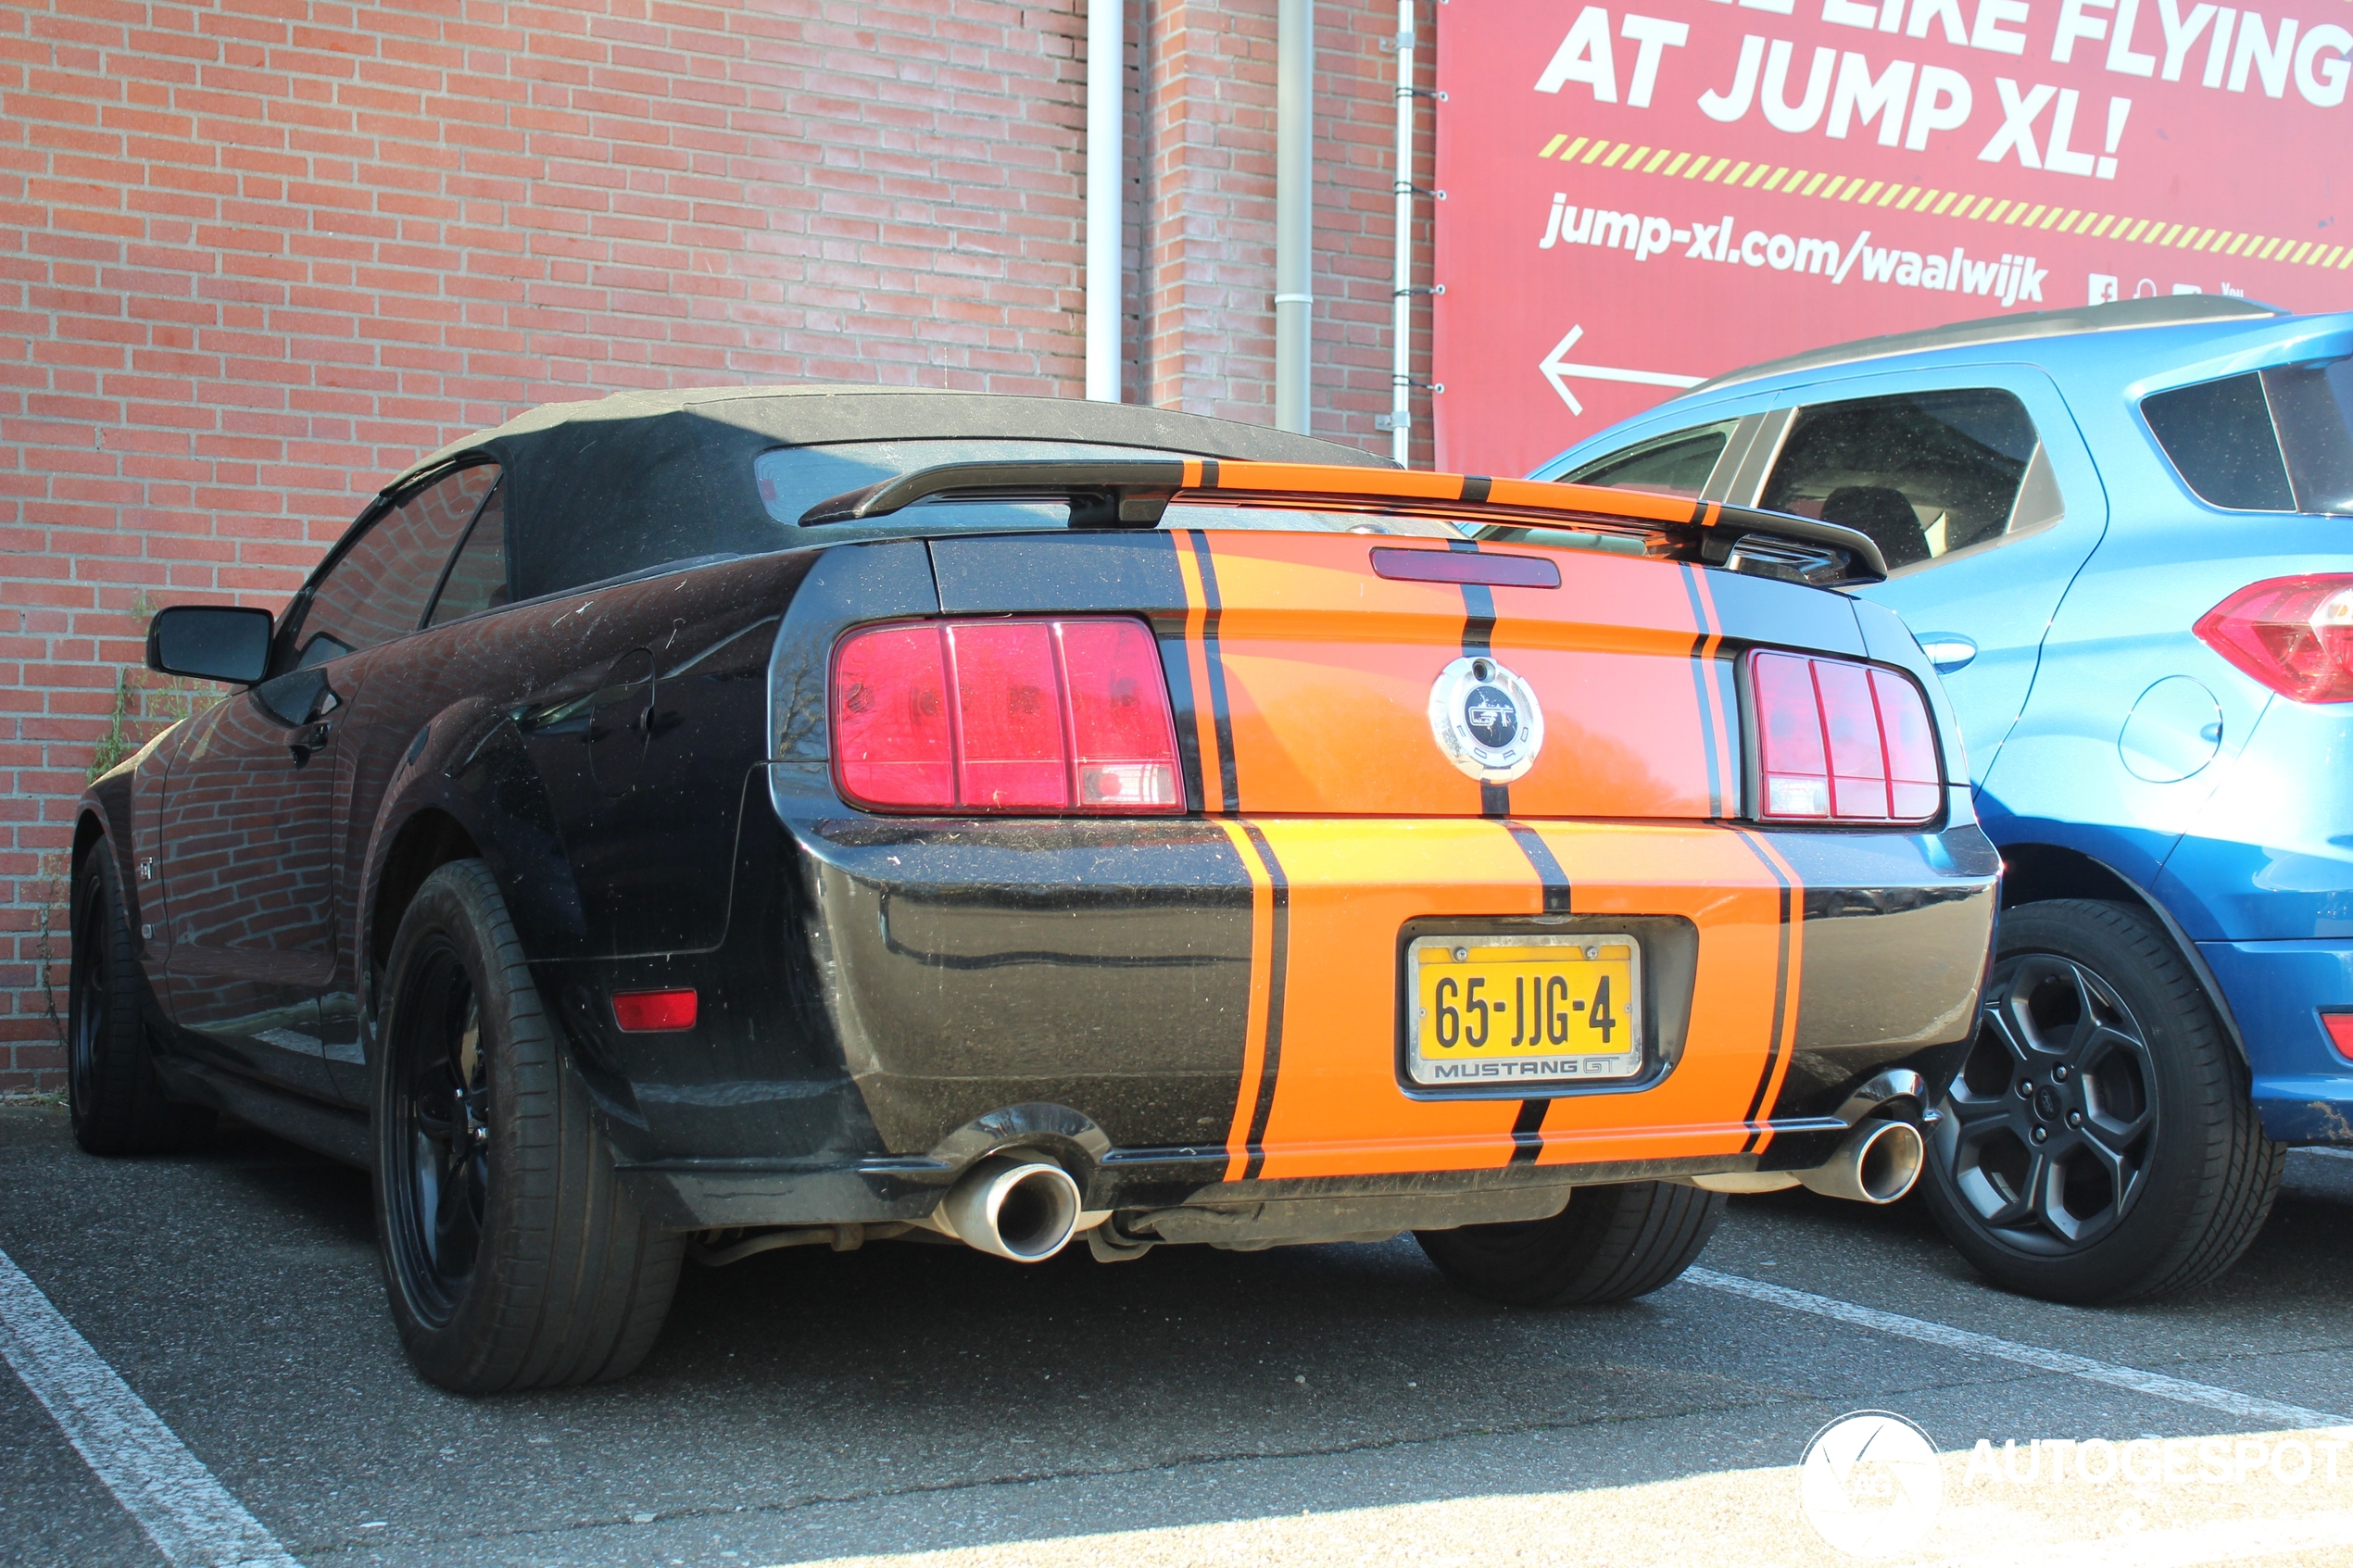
1431, 0, 2353, 476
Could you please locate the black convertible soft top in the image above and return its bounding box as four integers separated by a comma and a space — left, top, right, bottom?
391, 387, 1392, 599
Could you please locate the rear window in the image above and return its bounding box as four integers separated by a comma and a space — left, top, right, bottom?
755, 440, 1177, 530
756, 439, 1455, 539
2144, 360, 2353, 514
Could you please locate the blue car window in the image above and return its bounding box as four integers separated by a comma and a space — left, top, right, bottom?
2142, 374, 2296, 512
2258, 360, 2353, 514
1758, 390, 2040, 572
1557, 421, 1737, 499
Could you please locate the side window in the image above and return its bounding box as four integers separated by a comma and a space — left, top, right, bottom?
2143, 363, 2353, 515
425, 481, 509, 626
1560, 420, 1738, 499
1758, 390, 2052, 573
296, 465, 498, 665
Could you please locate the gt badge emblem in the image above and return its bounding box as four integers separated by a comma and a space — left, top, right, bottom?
1428, 656, 1545, 784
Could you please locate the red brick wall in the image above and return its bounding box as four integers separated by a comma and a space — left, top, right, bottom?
0, 0, 1443, 1087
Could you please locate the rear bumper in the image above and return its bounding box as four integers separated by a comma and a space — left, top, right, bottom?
2199, 938, 2353, 1145
791, 811, 1993, 1168
554, 802, 1998, 1228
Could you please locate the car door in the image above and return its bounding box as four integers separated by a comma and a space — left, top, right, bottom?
1742, 367, 2109, 788
157, 463, 498, 1098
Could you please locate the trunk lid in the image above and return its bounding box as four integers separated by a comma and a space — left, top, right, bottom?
928, 528, 1769, 821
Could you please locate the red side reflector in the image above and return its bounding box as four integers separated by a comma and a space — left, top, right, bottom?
613, 988, 698, 1033
1750, 650, 1943, 825
2323, 1010, 2353, 1061
832, 617, 1183, 815
2195, 575, 2353, 703
1369, 548, 1562, 588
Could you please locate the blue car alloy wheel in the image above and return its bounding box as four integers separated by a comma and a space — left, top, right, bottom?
1940, 949, 2159, 1252
1922, 900, 2286, 1304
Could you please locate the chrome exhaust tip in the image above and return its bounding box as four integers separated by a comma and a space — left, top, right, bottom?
1796, 1118, 1925, 1205
937, 1155, 1083, 1262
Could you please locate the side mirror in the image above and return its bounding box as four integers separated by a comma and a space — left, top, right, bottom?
147, 605, 274, 685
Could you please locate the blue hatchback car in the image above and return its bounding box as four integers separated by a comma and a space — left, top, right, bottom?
1533, 295, 2353, 1303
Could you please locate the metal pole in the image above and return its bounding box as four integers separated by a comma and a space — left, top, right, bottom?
1275, 0, 1313, 433
1390, 0, 1415, 465
1086, 0, 1122, 402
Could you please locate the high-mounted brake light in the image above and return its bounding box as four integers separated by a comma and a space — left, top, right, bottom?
1750, 650, 1942, 824
2195, 575, 2353, 704
833, 617, 1184, 814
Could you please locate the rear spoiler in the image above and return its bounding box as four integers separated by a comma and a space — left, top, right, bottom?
799, 458, 1889, 586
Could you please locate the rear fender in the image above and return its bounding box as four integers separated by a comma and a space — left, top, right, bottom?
1994, 839, 2251, 1069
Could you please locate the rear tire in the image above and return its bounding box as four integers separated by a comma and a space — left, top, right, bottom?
373, 859, 681, 1393
66, 848, 214, 1156
1921, 898, 2284, 1303
1416, 1181, 1725, 1306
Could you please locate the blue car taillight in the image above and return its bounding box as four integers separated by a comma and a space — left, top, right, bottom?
2195, 575, 2353, 704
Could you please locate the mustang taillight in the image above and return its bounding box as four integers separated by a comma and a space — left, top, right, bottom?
833, 617, 1184, 814
1750, 650, 1942, 823
2195, 575, 2353, 703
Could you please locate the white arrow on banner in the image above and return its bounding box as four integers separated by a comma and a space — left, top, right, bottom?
1539, 326, 1703, 416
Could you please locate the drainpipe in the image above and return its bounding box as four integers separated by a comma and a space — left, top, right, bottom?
1389, 0, 1416, 465
1274, 0, 1313, 433
1086, 0, 1122, 401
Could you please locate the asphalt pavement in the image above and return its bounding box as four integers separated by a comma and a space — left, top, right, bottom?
3, 1099, 2350, 1568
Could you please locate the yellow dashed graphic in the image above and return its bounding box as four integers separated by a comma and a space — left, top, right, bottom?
1535, 135, 2353, 270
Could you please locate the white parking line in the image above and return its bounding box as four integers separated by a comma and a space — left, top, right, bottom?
1684, 1268, 2353, 1435
0, 1244, 300, 1568
2301, 1147, 2353, 1161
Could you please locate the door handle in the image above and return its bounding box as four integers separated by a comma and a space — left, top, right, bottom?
288, 721, 333, 764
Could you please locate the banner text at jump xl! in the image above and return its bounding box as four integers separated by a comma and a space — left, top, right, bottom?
1430, 0, 2353, 476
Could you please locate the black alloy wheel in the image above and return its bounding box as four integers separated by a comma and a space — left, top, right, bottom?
383, 941, 491, 1327
1939, 948, 2158, 1252
1922, 899, 2284, 1304
373, 859, 682, 1392
66, 848, 212, 1156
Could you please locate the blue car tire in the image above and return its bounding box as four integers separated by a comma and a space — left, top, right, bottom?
1924, 898, 2285, 1302
373, 860, 683, 1393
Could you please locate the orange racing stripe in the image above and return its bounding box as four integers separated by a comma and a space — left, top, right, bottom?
1213, 818, 1285, 1180
1731, 829, 1806, 1153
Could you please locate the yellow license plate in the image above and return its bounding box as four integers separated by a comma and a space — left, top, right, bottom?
1407, 935, 1643, 1086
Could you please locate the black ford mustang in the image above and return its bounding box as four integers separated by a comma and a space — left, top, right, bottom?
71, 388, 1998, 1391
